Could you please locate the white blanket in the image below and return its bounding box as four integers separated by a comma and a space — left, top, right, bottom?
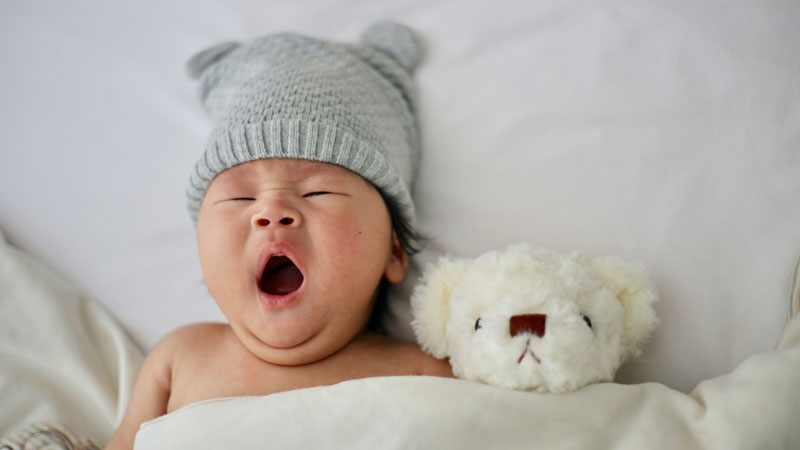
136, 318, 800, 450
0, 229, 142, 444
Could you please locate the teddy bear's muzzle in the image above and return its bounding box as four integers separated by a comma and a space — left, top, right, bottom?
509, 314, 546, 338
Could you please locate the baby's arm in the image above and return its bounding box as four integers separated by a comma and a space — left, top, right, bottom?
105, 332, 175, 450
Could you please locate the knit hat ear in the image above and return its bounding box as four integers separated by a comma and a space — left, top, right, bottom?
360, 21, 423, 73
185, 41, 241, 80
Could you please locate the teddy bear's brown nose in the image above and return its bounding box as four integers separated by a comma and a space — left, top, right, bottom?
509, 314, 546, 337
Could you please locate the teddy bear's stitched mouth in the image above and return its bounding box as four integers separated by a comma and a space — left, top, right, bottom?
518, 339, 542, 364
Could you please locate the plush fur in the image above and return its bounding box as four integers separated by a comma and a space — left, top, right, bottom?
411, 243, 659, 393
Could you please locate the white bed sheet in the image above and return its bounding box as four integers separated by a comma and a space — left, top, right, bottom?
1, 0, 799, 395
0, 229, 141, 444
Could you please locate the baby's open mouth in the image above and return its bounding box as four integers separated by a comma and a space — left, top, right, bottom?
259, 255, 304, 295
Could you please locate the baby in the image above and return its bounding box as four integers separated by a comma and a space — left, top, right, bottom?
106, 22, 452, 449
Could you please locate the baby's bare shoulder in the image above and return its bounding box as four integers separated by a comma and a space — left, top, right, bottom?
355, 335, 454, 378
158, 322, 229, 359
165, 322, 228, 342
401, 341, 454, 378
105, 323, 229, 447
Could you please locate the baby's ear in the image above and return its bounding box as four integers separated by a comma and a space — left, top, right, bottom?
384, 232, 409, 284
592, 256, 660, 362
411, 256, 470, 358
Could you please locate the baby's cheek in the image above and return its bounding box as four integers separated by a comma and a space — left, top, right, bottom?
326, 217, 391, 262
199, 230, 247, 294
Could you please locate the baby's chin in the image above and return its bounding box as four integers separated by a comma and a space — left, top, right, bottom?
239, 322, 360, 366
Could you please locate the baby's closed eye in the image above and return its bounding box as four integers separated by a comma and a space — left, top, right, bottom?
303, 191, 332, 198
211, 196, 256, 204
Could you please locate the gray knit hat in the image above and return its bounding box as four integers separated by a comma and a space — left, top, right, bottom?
185, 21, 423, 226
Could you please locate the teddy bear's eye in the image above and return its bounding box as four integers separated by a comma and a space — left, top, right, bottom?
474, 317, 482, 331
582, 315, 592, 329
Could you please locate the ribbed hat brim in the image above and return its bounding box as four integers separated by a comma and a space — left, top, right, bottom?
187, 118, 414, 225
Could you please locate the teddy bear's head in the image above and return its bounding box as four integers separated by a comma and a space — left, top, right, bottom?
411, 243, 659, 393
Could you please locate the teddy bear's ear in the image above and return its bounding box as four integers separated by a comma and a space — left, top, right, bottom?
592, 256, 659, 362
410, 256, 470, 359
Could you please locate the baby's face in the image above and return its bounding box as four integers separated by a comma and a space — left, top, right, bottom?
197, 159, 408, 365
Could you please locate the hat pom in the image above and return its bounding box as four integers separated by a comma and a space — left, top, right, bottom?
185, 41, 241, 80
360, 21, 423, 72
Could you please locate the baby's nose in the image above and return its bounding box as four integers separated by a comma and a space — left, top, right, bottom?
509, 314, 546, 338
254, 216, 296, 227
252, 201, 302, 228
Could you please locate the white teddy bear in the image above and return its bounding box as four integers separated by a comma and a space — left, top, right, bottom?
411, 243, 659, 393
